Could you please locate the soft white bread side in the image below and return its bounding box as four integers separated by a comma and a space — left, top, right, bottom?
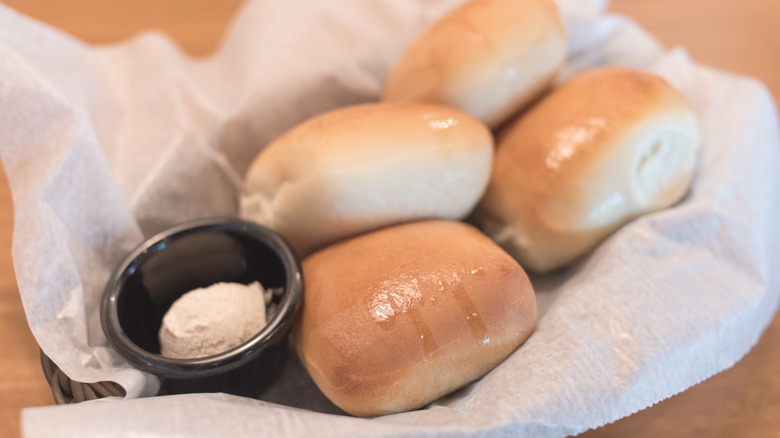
381, 0, 567, 129
241, 102, 493, 256
473, 67, 700, 273
295, 220, 537, 417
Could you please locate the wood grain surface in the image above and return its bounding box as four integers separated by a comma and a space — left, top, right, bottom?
1, 1, 778, 437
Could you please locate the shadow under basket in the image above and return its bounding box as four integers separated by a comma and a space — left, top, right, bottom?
40, 350, 126, 404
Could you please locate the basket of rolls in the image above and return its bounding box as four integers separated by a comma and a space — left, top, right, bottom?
2, 0, 778, 436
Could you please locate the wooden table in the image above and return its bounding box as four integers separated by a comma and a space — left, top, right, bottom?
1, 1, 778, 437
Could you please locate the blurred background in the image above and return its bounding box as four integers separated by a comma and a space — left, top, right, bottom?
1, 0, 777, 98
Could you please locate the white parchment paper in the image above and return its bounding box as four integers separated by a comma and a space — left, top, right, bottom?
2, 0, 779, 436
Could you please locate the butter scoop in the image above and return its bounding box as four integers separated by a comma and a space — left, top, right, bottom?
159, 282, 269, 359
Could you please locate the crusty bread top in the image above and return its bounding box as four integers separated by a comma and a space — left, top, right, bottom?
474, 67, 699, 272
245, 102, 491, 190
242, 102, 494, 256
496, 68, 694, 186
296, 220, 536, 416
489, 67, 698, 227
382, 0, 567, 128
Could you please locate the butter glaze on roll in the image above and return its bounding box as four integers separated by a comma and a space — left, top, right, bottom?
296, 220, 536, 417
382, 0, 567, 128
240, 102, 493, 256
473, 67, 700, 273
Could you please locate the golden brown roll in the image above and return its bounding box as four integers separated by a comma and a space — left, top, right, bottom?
472, 67, 700, 273
295, 220, 537, 417
382, 0, 567, 128
240, 102, 493, 256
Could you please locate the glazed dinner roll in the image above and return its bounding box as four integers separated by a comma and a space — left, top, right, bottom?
240, 102, 493, 256
382, 0, 567, 129
473, 67, 700, 273
296, 220, 537, 417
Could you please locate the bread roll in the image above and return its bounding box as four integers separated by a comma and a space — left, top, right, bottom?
382, 0, 567, 128
472, 67, 700, 273
296, 220, 536, 417
240, 102, 493, 256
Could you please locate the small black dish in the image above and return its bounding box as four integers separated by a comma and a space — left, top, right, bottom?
101, 218, 303, 379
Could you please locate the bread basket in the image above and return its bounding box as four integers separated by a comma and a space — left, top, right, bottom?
39, 351, 125, 404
